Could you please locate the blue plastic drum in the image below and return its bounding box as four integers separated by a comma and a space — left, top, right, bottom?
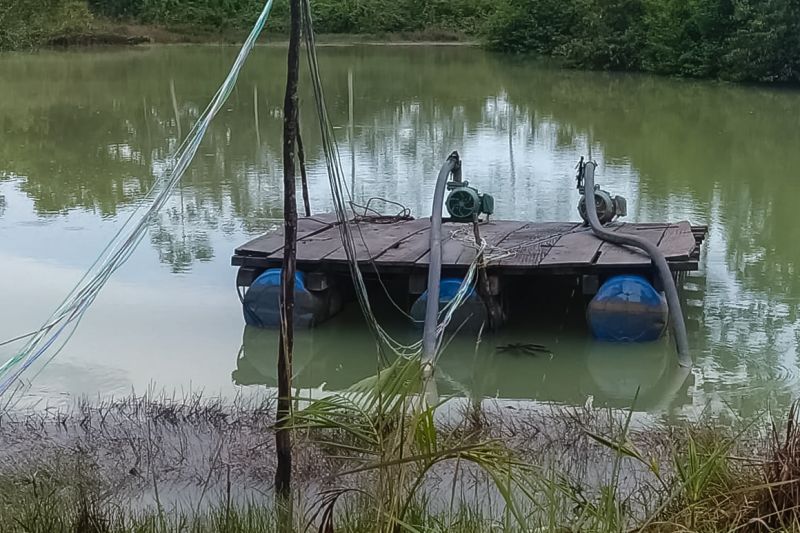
587, 275, 668, 342
410, 277, 486, 330
243, 268, 325, 328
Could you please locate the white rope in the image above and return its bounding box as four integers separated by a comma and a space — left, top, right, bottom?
300, 0, 482, 364
0, 0, 277, 397
448, 225, 592, 264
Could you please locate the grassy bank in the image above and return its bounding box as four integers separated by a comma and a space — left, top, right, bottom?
85, 0, 492, 37
4, 0, 798, 83
0, 0, 94, 50
0, 0, 479, 51
4, 376, 800, 531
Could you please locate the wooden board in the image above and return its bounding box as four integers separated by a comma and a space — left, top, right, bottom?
234, 213, 339, 257
452, 221, 531, 266
413, 221, 531, 266
497, 222, 580, 267
660, 221, 697, 260
232, 217, 708, 275
325, 218, 431, 262
295, 226, 348, 261
538, 225, 612, 267
416, 223, 465, 266
377, 227, 433, 266
594, 225, 668, 266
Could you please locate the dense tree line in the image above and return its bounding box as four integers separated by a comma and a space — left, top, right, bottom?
84, 0, 493, 35
486, 0, 800, 82
3, 0, 799, 83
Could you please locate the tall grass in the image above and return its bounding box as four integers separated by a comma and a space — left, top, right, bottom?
3, 390, 800, 531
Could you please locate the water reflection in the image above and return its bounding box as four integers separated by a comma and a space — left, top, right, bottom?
236, 321, 692, 412
1, 45, 799, 412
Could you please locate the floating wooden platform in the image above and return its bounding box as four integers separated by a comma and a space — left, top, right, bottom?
232, 215, 706, 282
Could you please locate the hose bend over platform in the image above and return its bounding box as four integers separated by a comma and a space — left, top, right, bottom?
583, 161, 692, 368
422, 151, 461, 363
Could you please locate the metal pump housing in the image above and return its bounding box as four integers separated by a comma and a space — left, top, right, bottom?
575, 159, 626, 225
578, 186, 627, 225
445, 180, 495, 222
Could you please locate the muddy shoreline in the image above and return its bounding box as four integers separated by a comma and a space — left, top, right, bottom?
41, 23, 477, 50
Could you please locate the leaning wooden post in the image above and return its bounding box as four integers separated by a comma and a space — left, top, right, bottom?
276, 0, 301, 509
297, 126, 311, 217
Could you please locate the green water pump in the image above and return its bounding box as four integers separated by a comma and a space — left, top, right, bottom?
445, 181, 495, 222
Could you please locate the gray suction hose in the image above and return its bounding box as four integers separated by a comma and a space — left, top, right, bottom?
422, 151, 461, 363
582, 161, 692, 368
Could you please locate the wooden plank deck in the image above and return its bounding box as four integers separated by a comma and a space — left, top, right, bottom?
232, 216, 707, 276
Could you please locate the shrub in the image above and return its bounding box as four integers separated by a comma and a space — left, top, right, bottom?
0, 0, 93, 50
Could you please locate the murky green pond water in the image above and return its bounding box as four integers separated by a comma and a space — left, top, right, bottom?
1, 44, 799, 416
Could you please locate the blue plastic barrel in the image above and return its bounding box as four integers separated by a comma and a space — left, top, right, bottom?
243, 268, 323, 328
251, 268, 306, 291
587, 275, 668, 342
410, 277, 486, 330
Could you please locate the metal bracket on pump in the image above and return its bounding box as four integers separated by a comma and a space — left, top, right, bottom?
576, 157, 627, 225
444, 156, 495, 223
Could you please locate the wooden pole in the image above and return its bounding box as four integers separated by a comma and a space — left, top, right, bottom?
170, 78, 182, 141
348, 68, 355, 192
472, 217, 503, 331
253, 84, 261, 147
297, 127, 311, 217
276, 0, 301, 506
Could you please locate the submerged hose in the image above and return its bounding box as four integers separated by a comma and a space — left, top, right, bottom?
422, 151, 461, 363
582, 161, 692, 368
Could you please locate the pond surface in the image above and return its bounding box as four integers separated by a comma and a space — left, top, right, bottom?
1, 44, 799, 417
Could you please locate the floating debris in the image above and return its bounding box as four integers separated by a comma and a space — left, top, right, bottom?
496, 343, 552, 357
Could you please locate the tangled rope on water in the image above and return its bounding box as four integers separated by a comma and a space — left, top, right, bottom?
0, 0, 277, 397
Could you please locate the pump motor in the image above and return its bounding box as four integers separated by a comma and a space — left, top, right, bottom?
445, 181, 494, 222
578, 186, 627, 225
575, 159, 627, 225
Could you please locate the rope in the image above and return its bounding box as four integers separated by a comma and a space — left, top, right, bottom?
349, 197, 413, 223
299, 0, 481, 365
0, 0, 277, 397
448, 224, 591, 263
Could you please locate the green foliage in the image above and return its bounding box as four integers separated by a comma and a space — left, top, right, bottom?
0, 0, 93, 50
483, 0, 581, 54
8, 0, 796, 83
290, 356, 532, 532
85, 0, 491, 35
724, 0, 800, 82
3, 0, 798, 83
484, 0, 800, 82
88, 0, 265, 28
560, 0, 649, 71
642, 0, 735, 78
